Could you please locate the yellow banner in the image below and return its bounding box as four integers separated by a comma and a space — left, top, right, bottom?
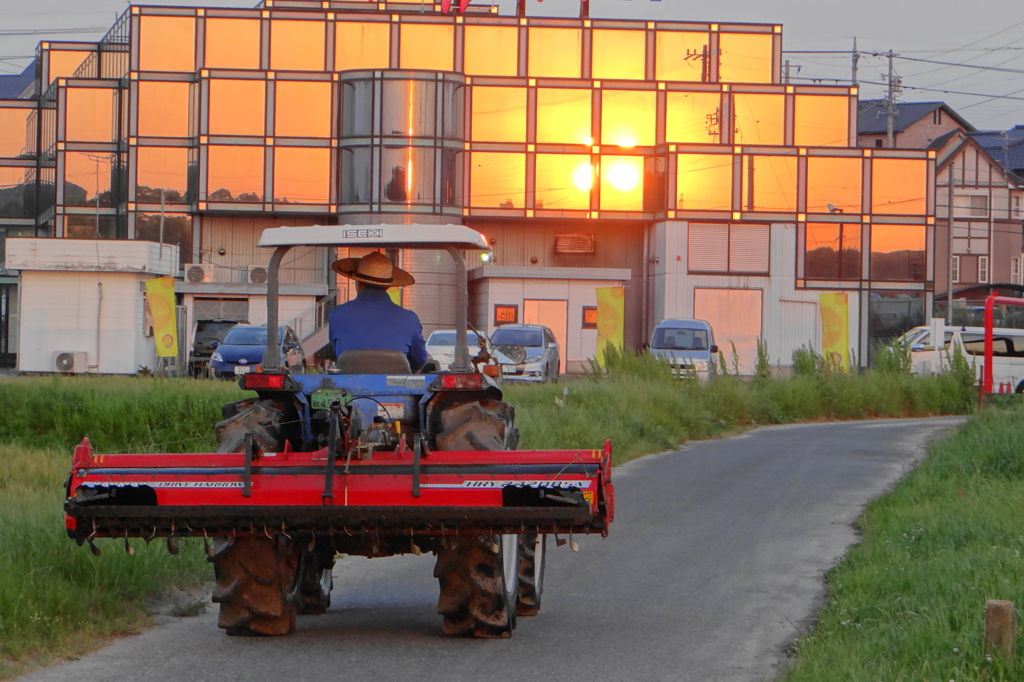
146, 276, 178, 358
819, 292, 849, 370
595, 287, 625, 366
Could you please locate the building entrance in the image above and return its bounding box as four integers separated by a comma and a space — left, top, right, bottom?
524, 299, 567, 371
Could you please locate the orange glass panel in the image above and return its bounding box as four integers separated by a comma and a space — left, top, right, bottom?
666, 92, 721, 144
66, 215, 117, 240
205, 18, 261, 69
806, 157, 861, 213
48, 50, 91, 80
471, 87, 526, 143
464, 25, 518, 77
137, 81, 190, 138
139, 16, 196, 73
600, 155, 643, 211
63, 151, 113, 206
0, 167, 31, 218
601, 90, 655, 147
470, 152, 524, 208
536, 88, 591, 145
209, 79, 265, 136
744, 155, 796, 211
870, 224, 926, 280
794, 95, 850, 147
528, 28, 581, 78
871, 158, 927, 215
535, 153, 591, 210
656, 31, 710, 82
335, 22, 390, 70
275, 81, 331, 138
0, 108, 32, 157
400, 24, 454, 72
136, 147, 189, 202
207, 145, 264, 202
718, 33, 773, 84
676, 153, 732, 211
805, 223, 861, 279
733, 93, 784, 145
65, 88, 114, 143
274, 147, 330, 203
592, 30, 646, 80
270, 20, 326, 72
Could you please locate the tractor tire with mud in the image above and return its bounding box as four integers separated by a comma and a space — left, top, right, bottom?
516, 533, 546, 617
210, 535, 300, 636
435, 399, 519, 451
433, 534, 519, 638
294, 545, 334, 615
215, 398, 292, 454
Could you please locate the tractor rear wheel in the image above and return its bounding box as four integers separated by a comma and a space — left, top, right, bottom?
435, 399, 519, 451
210, 535, 299, 636
516, 533, 546, 617
294, 548, 333, 615
434, 534, 519, 638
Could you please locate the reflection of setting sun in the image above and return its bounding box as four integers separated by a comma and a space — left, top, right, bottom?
583, 136, 594, 146
608, 162, 639, 191
573, 162, 594, 191
617, 138, 636, 148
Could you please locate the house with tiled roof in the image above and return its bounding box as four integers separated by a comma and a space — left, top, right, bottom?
858, 100, 974, 148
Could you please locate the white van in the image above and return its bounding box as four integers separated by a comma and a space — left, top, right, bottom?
903, 325, 1024, 392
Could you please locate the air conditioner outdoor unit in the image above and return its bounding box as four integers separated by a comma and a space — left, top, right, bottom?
246, 265, 269, 285
185, 263, 215, 283
54, 351, 88, 373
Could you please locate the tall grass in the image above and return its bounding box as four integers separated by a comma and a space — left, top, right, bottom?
779, 405, 1024, 681
509, 343, 975, 464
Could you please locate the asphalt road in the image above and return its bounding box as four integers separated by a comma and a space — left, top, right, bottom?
20, 417, 965, 682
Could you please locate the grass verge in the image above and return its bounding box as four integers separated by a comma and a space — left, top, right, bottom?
779, 404, 1024, 681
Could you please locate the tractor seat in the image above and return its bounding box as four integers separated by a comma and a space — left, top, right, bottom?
336, 349, 412, 375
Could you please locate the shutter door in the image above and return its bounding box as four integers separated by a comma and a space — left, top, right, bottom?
688, 224, 729, 272
729, 224, 770, 273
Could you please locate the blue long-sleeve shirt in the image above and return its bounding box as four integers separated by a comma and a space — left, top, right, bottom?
328, 287, 428, 370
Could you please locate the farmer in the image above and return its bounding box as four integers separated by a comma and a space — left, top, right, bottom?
327, 252, 428, 371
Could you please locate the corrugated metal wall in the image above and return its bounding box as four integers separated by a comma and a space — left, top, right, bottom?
199, 216, 329, 286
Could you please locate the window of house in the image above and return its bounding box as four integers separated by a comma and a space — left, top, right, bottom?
591, 30, 646, 80
63, 151, 113, 207
463, 25, 517, 76
601, 90, 656, 147
742, 155, 796, 212
528, 28, 582, 78
979, 255, 989, 284
139, 16, 195, 73
65, 88, 115, 143
270, 20, 326, 71
600, 155, 644, 211
470, 152, 525, 208
794, 95, 849, 147
335, 22, 390, 71
874, 139, 883, 148
207, 145, 264, 202
205, 18, 261, 69
970, 195, 988, 217
209, 79, 266, 137
400, 24, 454, 72
136, 147, 189, 203
655, 31, 709, 82
871, 158, 927, 215
535, 154, 592, 211
536, 88, 592, 145
137, 81, 190, 138
717, 33, 773, 84
1011, 256, 1018, 284
275, 81, 331, 138
273, 147, 330, 204
1014, 195, 1021, 218
732, 93, 784, 146
688, 223, 769, 274
870, 224, 926, 281
471, 87, 526, 143
0, 108, 32, 158
665, 92, 721, 144
676, 153, 732, 211
952, 255, 960, 283
804, 223, 861, 280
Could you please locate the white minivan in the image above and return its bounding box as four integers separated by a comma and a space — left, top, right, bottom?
904, 325, 1024, 392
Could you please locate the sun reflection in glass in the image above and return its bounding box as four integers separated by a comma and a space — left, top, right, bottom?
573, 162, 594, 191
607, 162, 639, 191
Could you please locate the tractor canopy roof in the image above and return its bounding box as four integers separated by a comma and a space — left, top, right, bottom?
256, 224, 490, 251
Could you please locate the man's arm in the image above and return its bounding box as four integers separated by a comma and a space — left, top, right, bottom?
408, 325, 428, 371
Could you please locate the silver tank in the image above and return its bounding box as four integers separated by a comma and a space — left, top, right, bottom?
400, 248, 459, 337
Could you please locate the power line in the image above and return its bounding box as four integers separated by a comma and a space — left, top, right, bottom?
0, 27, 108, 37
896, 55, 1024, 75
859, 79, 1024, 103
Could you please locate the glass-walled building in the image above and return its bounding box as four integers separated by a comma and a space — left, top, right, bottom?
0, 0, 936, 371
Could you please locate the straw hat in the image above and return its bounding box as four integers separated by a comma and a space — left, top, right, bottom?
331, 252, 415, 287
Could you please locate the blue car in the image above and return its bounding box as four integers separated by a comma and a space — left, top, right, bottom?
210, 325, 305, 379
649, 319, 718, 380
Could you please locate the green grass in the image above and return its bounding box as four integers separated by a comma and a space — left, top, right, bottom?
778, 404, 1024, 681
505, 353, 975, 464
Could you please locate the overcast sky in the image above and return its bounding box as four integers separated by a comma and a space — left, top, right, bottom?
3, 0, 1023, 130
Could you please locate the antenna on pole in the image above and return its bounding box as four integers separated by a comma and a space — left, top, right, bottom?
885, 49, 901, 148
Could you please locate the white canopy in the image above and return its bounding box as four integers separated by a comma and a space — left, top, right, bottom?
256, 224, 490, 250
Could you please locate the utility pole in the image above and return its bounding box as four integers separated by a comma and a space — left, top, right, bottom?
947, 161, 955, 324
579, 0, 588, 19
159, 187, 165, 261
851, 37, 859, 87
885, 49, 901, 148
783, 59, 790, 84
515, 0, 526, 16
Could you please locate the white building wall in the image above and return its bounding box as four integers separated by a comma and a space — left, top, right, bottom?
649, 221, 862, 372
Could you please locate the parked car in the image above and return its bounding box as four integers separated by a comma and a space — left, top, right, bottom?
426, 329, 489, 370
189, 319, 239, 377
491, 324, 560, 382
210, 324, 304, 378
649, 318, 718, 380
905, 324, 1024, 391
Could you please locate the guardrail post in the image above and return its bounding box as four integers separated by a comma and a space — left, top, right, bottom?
985, 599, 1016, 659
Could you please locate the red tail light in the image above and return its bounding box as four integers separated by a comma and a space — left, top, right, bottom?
243, 373, 287, 390
439, 373, 484, 390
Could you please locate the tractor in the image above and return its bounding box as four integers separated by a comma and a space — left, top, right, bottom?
63, 224, 614, 638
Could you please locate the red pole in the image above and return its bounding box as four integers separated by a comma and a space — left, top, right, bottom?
984, 294, 995, 395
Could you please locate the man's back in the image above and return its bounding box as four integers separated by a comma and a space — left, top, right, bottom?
328, 287, 428, 369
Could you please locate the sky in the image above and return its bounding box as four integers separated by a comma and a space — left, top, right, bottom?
2, 0, 1023, 131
